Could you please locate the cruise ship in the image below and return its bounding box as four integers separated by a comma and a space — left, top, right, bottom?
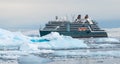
40, 15, 108, 38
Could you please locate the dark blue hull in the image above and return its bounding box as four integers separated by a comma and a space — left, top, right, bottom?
40, 30, 108, 38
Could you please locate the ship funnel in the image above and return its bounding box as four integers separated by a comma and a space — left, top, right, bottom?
85, 14, 89, 19
77, 15, 81, 19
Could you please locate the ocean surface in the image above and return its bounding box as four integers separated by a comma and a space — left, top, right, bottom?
0, 28, 120, 64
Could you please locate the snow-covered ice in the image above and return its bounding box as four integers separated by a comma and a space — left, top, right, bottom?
93, 38, 120, 43
40, 32, 88, 49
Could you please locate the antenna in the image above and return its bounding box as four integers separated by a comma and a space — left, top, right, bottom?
71, 14, 75, 22
66, 14, 68, 21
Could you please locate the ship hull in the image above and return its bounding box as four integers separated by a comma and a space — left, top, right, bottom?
40, 30, 108, 38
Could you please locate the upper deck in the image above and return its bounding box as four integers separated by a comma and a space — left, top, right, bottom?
42, 15, 104, 32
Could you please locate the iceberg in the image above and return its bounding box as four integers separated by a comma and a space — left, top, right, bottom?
0, 28, 33, 51
38, 32, 88, 49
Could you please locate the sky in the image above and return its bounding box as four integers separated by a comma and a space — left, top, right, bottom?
0, 0, 120, 30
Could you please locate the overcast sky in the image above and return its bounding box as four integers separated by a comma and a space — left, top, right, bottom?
0, 0, 120, 30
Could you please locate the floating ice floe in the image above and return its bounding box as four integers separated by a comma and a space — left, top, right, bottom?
88, 38, 120, 44
97, 38, 119, 43
0, 28, 33, 51
38, 32, 88, 49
